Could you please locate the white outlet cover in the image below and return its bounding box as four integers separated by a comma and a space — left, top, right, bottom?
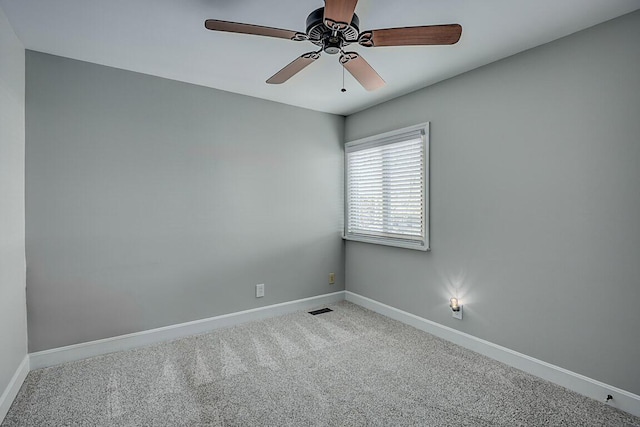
452, 306, 463, 320
256, 283, 264, 298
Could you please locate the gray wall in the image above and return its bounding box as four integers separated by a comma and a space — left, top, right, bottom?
345, 11, 640, 395
0, 5, 27, 401
25, 52, 345, 352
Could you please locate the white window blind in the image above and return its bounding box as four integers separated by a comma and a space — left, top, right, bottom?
345, 123, 429, 251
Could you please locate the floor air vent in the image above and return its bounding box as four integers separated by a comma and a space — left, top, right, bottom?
308, 308, 333, 315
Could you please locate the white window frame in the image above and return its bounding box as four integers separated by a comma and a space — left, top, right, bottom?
344, 122, 430, 251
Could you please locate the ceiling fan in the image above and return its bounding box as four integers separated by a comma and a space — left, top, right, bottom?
204, 0, 462, 91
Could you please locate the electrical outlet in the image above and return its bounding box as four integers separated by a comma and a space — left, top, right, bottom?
256, 283, 264, 298
452, 306, 463, 320
329, 272, 335, 285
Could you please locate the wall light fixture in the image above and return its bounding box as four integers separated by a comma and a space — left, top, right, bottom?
450, 297, 463, 320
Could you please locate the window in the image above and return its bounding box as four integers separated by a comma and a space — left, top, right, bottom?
344, 123, 429, 251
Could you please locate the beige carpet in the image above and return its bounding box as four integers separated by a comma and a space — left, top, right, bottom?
3, 301, 639, 426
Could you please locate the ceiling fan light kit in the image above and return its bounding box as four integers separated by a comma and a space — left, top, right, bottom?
205, 0, 462, 91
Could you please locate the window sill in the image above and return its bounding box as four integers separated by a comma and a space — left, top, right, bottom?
342, 234, 430, 252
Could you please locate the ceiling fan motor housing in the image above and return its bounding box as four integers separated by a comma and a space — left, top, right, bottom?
306, 7, 360, 54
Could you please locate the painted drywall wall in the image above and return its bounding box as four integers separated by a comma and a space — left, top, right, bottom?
345, 11, 640, 395
0, 4, 27, 404
25, 52, 345, 352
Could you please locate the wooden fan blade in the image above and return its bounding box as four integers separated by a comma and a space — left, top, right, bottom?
266, 52, 321, 84
324, 0, 358, 28
205, 19, 303, 41
360, 24, 462, 47
340, 52, 385, 91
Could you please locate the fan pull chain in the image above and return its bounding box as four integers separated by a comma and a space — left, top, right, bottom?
341, 65, 346, 93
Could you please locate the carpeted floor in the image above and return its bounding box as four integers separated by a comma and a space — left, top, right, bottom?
3, 301, 639, 426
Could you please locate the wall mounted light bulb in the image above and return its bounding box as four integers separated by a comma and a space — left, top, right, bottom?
450, 297, 463, 320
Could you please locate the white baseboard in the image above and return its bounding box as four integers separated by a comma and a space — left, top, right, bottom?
345, 291, 640, 418
24, 289, 640, 418
0, 355, 29, 424
30, 291, 346, 370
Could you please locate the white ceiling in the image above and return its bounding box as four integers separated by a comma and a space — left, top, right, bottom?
2, 0, 639, 115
